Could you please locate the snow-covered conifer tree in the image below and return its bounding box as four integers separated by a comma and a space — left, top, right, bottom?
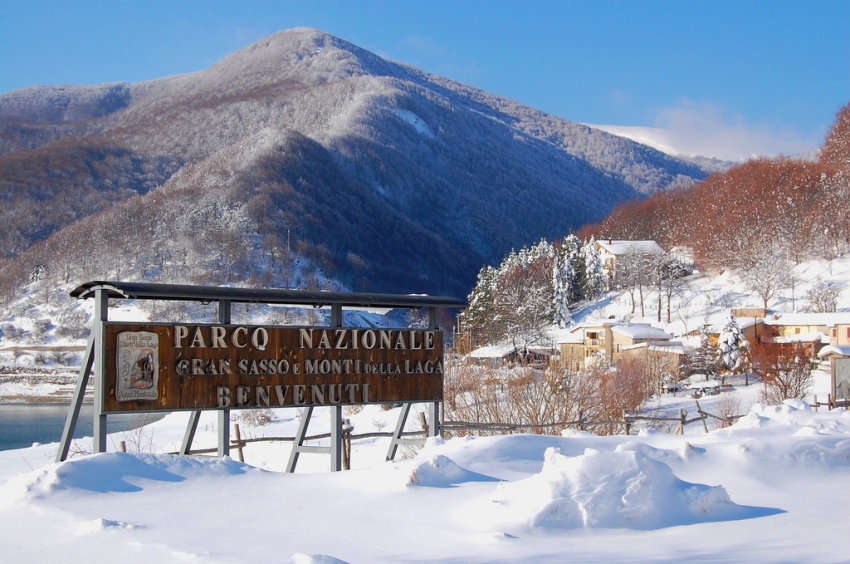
552, 250, 573, 328
716, 312, 751, 382
581, 236, 606, 300
686, 322, 719, 378
462, 264, 499, 343
560, 234, 584, 303
531, 238, 555, 262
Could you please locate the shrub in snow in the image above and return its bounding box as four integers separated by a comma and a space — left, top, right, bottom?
806, 280, 842, 312
235, 408, 276, 427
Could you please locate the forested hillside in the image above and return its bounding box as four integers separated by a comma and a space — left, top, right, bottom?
0, 28, 708, 309
579, 103, 850, 272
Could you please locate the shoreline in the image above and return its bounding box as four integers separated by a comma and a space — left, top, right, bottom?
0, 395, 92, 404
0, 369, 88, 404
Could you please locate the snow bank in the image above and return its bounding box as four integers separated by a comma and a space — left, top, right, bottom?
475, 446, 752, 531
730, 400, 850, 434
288, 554, 349, 564
404, 454, 496, 487
1, 452, 255, 505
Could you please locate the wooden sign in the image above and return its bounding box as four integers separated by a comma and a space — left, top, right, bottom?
103, 323, 444, 413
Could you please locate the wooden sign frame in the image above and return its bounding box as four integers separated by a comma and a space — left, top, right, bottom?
56, 281, 465, 472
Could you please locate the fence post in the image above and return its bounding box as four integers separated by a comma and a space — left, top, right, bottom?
233, 423, 244, 463
677, 409, 685, 434
623, 409, 631, 435
694, 400, 709, 433
342, 419, 353, 471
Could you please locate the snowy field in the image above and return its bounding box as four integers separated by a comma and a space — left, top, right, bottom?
1, 256, 849, 561
0, 366, 847, 563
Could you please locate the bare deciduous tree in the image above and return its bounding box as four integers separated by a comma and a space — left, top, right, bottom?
751, 340, 814, 405
741, 241, 791, 308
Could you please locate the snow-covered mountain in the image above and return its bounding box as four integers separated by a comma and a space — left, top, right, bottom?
0, 27, 710, 306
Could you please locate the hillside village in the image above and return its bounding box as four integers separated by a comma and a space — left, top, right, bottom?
460, 239, 850, 425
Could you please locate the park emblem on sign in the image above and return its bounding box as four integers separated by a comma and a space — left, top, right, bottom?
116, 330, 159, 401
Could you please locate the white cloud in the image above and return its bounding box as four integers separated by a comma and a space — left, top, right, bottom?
649, 99, 820, 161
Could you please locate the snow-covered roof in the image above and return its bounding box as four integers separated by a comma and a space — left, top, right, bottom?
468, 344, 516, 359
570, 320, 618, 331
734, 317, 760, 330
764, 312, 850, 326
612, 324, 673, 340
558, 321, 616, 342
768, 332, 827, 344
468, 344, 554, 359
557, 332, 585, 344
622, 341, 687, 355
817, 345, 850, 358
689, 380, 721, 389
596, 240, 665, 256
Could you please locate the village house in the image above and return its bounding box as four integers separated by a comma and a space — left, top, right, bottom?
595, 240, 666, 290
558, 321, 615, 370
619, 340, 688, 381
468, 343, 555, 368
559, 321, 676, 370
763, 311, 850, 349
728, 309, 850, 356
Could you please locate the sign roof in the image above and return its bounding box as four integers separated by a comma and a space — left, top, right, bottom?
70, 281, 467, 310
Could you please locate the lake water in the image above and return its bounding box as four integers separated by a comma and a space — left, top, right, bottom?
0, 403, 162, 451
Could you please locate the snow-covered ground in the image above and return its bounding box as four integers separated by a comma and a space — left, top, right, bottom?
0, 255, 849, 561
0, 374, 847, 562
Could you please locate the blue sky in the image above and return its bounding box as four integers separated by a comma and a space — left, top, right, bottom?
1, 0, 848, 158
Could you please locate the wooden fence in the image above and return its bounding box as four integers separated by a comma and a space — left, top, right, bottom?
443, 400, 742, 436
133, 400, 742, 468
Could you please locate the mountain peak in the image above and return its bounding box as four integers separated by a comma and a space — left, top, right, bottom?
203, 27, 395, 88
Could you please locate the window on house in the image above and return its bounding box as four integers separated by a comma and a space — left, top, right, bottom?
795, 328, 801, 334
